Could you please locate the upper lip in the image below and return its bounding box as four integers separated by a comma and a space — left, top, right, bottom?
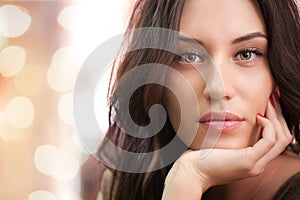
199, 112, 243, 123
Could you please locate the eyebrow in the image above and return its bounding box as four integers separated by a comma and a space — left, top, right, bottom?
231, 32, 268, 44
178, 32, 267, 46
178, 35, 204, 46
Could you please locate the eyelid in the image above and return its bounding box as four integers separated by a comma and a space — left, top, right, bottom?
178, 48, 208, 58
235, 47, 264, 56
234, 47, 264, 62
176, 50, 205, 64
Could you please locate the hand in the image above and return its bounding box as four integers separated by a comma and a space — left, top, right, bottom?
162, 93, 292, 200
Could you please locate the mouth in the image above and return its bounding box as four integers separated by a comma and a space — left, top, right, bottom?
199, 112, 244, 132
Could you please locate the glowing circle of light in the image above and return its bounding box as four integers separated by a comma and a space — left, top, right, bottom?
52, 148, 80, 181
34, 145, 80, 181
0, 111, 32, 141
29, 190, 57, 200
5, 96, 34, 129
58, 92, 74, 124
34, 145, 58, 176
0, 45, 26, 77
0, 5, 31, 38
57, 5, 79, 31
60, 136, 89, 165
47, 46, 81, 92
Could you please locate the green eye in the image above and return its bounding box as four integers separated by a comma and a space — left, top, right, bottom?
178, 52, 203, 64
184, 54, 198, 63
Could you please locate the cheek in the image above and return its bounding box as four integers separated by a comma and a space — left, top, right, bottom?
236, 67, 274, 126
163, 89, 181, 131
163, 69, 204, 133
239, 66, 274, 103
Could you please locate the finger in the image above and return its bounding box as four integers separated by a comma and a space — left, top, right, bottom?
265, 98, 286, 142
267, 97, 291, 148
250, 112, 290, 171
254, 103, 291, 170
245, 114, 276, 161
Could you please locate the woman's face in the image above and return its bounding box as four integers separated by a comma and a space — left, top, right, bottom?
163, 0, 274, 149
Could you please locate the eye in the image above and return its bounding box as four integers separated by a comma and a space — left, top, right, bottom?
234, 48, 264, 62
176, 52, 204, 64
240, 51, 253, 60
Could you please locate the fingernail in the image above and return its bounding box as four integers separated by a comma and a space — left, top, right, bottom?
269, 96, 275, 108
257, 113, 266, 118
274, 90, 280, 103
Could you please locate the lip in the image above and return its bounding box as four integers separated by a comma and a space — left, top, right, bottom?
199, 112, 244, 132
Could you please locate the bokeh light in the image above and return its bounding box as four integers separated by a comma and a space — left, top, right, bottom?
0, 45, 26, 77
0, 5, 31, 38
52, 150, 80, 182
47, 46, 81, 92
57, 5, 78, 32
60, 136, 89, 165
0, 110, 32, 141
0, 0, 129, 199
14, 65, 44, 96
5, 96, 34, 129
58, 92, 74, 124
34, 145, 80, 181
34, 145, 58, 176
29, 190, 57, 200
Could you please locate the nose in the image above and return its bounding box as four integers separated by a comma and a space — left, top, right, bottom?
202, 61, 235, 102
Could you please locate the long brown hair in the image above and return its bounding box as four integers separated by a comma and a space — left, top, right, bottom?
85, 1, 300, 199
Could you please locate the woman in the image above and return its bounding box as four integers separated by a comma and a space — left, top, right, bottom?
81, 0, 300, 199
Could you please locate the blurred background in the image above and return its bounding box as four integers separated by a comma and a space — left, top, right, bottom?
0, 0, 129, 199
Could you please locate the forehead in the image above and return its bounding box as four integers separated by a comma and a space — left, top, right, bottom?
179, 0, 267, 41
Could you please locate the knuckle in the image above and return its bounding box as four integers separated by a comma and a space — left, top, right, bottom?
285, 134, 293, 144
277, 144, 286, 152
283, 139, 291, 147
277, 134, 293, 149
248, 166, 264, 177
240, 158, 256, 172
248, 168, 259, 176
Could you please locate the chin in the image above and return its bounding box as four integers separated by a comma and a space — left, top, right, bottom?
214, 136, 258, 149
183, 126, 260, 150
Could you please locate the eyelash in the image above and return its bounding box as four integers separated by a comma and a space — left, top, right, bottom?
174, 50, 206, 64
234, 48, 264, 63
174, 48, 264, 65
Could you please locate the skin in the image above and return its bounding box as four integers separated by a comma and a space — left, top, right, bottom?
162, 0, 299, 199
164, 0, 273, 150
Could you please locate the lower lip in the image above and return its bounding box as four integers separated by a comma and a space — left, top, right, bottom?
200, 121, 243, 132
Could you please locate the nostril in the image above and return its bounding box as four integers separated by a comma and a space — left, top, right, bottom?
207, 96, 213, 102
207, 95, 230, 103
